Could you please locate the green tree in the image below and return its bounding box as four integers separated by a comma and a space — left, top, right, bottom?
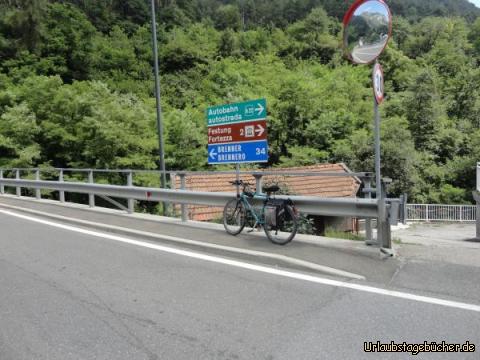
0, 0, 46, 54
281, 7, 338, 63
0, 102, 40, 167
469, 17, 480, 61
404, 68, 444, 151
164, 108, 206, 170
218, 28, 238, 57
39, 2, 97, 81
214, 4, 241, 31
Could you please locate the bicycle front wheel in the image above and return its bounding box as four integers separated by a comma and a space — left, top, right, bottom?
264, 204, 298, 245
223, 199, 246, 235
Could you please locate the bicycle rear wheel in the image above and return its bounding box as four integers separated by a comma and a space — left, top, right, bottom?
223, 199, 246, 235
264, 204, 298, 245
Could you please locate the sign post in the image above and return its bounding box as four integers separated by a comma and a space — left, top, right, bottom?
207, 99, 269, 165
475, 163, 480, 240
373, 61, 386, 247
343, 0, 392, 251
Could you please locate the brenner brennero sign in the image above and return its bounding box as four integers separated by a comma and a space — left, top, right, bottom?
207, 99, 269, 165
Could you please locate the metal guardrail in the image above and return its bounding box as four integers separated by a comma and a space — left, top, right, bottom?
406, 204, 476, 222
0, 178, 380, 219
0, 167, 394, 249
0, 167, 372, 178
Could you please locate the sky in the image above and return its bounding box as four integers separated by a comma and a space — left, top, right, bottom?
469, 0, 480, 8
361, 2, 388, 15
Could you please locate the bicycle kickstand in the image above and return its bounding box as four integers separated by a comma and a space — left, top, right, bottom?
247, 221, 260, 233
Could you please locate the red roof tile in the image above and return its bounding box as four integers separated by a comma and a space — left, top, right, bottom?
174, 163, 361, 221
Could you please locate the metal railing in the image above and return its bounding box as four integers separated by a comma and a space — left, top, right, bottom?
406, 204, 476, 222
0, 167, 396, 249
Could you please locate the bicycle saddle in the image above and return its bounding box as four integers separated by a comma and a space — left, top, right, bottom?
263, 185, 280, 193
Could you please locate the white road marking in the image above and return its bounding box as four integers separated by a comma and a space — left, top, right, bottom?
0, 202, 365, 280
2, 209, 480, 313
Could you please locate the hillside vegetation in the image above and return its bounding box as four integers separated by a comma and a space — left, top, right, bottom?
0, 0, 480, 204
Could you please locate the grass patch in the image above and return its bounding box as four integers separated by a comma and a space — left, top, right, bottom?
324, 228, 366, 241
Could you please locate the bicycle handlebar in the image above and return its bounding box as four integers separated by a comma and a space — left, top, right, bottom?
229, 180, 253, 186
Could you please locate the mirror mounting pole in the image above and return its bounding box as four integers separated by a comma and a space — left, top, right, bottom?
373, 59, 390, 249
374, 59, 382, 206
343, 0, 392, 249
373, 59, 382, 247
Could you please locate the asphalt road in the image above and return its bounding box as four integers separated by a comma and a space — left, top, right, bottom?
351, 42, 385, 63
394, 222, 477, 246
1, 211, 479, 359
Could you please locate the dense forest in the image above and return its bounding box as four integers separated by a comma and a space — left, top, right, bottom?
0, 0, 480, 204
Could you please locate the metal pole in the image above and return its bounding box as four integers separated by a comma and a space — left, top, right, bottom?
380, 179, 392, 250
477, 162, 480, 193
150, 0, 167, 215
0, 170, 4, 194
180, 174, 187, 222
236, 163, 240, 196
373, 77, 384, 247
374, 85, 382, 205
127, 171, 134, 214
16, 169, 21, 197
476, 165, 480, 240
170, 172, 177, 216
475, 192, 480, 240
373, 61, 391, 250
88, 170, 95, 208
59, 169, 65, 203
364, 177, 374, 245
254, 174, 263, 195
35, 169, 41, 199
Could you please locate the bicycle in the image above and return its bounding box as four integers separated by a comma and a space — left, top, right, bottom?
223, 180, 298, 245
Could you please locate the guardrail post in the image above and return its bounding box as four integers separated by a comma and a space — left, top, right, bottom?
35, 169, 41, 199
127, 171, 134, 214
0, 170, 4, 194
15, 169, 21, 197
59, 170, 65, 203
426, 204, 429, 222
179, 174, 187, 222
475, 192, 480, 240
379, 178, 392, 251
477, 163, 480, 193
478, 203, 480, 239
170, 172, 177, 217
253, 174, 263, 195
88, 170, 95, 208
363, 176, 374, 245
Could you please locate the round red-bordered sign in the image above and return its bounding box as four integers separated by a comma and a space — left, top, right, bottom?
373, 62, 384, 104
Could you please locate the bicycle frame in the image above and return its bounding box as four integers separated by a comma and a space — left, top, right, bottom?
238, 191, 268, 226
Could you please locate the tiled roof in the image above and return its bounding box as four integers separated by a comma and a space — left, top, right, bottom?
174, 163, 361, 221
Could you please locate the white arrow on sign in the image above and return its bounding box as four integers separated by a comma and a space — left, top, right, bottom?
255, 103, 265, 116
209, 149, 217, 159
255, 124, 265, 137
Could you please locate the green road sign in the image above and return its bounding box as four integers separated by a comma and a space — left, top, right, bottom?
207, 99, 266, 127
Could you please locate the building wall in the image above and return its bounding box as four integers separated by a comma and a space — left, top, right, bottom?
312, 216, 357, 235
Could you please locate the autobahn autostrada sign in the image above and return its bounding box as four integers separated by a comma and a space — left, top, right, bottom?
207, 99, 269, 164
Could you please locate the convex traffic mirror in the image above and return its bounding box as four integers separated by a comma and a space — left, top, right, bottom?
343, 0, 392, 64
